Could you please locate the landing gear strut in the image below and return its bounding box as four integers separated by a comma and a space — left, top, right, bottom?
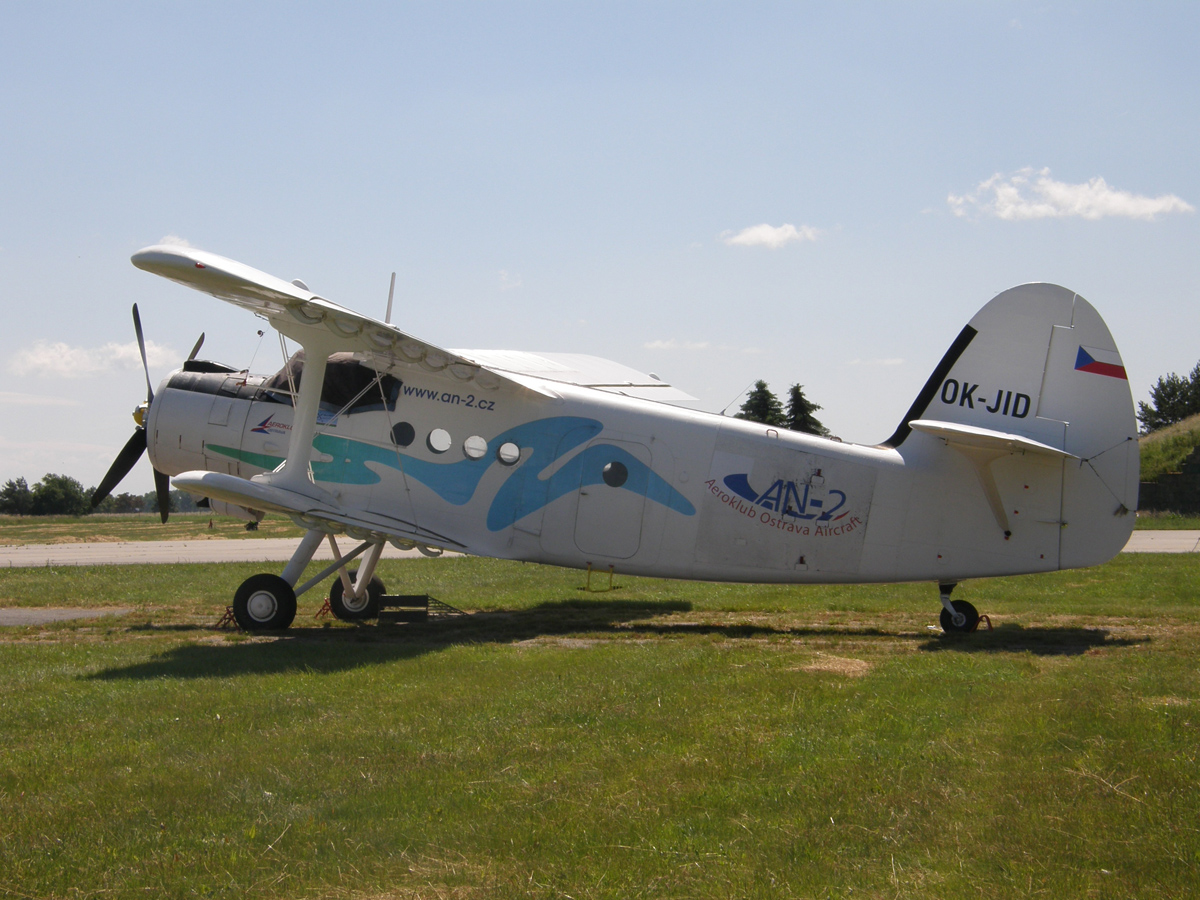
938, 582, 980, 634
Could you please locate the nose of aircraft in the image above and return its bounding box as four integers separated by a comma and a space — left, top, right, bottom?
90, 304, 174, 522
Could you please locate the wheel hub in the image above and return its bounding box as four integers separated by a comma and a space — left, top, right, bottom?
247, 590, 278, 621
342, 591, 369, 613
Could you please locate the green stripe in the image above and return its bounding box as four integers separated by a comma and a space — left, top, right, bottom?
206, 444, 285, 471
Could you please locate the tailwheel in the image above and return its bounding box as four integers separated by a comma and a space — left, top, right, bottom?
937, 582, 980, 634
328, 571, 385, 621
940, 599, 980, 634
233, 573, 298, 631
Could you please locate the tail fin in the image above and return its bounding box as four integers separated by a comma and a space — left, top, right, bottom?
890, 283, 1138, 569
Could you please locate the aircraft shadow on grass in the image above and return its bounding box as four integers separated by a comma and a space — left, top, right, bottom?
86, 599, 1147, 681
916, 622, 1147, 656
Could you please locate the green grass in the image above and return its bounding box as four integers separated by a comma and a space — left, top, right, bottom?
1135, 511, 1200, 529
0, 512, 306, 545
2, 555, 1200, 898
1139, 411, 1200, 482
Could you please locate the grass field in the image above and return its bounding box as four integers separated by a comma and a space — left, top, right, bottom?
0, 512, 307, 545
1, 554, 1199, 899
1133, 511, 1200, 530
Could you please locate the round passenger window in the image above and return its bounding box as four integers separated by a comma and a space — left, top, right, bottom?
463, 435, 487, 459
602, 461, 628, 487
497, 442, 521, 466
427, 428, 452, 454
391, 422, 415, 447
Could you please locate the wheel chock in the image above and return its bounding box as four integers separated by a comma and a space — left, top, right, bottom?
583, 563, 617, 592
215, 606, 238, 630
314, 598, 332, 619
976, 614, 993, 632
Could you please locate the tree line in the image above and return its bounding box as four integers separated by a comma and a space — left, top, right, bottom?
0, 474, 201, 517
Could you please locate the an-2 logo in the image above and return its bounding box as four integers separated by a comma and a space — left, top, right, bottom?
723, 473, 848, 521
940, 379, 1030, 419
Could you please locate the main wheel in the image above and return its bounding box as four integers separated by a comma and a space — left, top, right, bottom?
940, 598, 980, 634
233, 573, 297, 631
328, 571, 385, 621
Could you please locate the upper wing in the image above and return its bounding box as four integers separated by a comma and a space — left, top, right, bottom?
133, 244, 702, 409
132, 244, 509, 392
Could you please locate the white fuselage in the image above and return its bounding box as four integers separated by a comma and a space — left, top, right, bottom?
148, 359, 1114, 586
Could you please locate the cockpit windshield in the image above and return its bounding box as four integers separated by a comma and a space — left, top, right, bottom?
263, 351, 401, 414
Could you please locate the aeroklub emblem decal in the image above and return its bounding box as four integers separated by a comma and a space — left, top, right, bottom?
250, 415, 292, 436
705, 473, 864, 537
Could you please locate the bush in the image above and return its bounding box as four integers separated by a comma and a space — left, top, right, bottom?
1138, 362, 1200, 433
29, 474, 91, 517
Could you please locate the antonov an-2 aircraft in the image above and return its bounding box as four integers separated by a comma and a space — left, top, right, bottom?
92, 244, 1139, 634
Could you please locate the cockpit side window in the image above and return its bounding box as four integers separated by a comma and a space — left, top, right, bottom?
262, 352, 401, 414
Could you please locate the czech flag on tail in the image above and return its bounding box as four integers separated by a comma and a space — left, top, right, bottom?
1075, 345, 1127, 380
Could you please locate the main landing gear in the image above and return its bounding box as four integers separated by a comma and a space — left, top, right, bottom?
232, 573, 297, 631
938, 582, 981, 634
231, 529, 388, 631
328, 570, 385, 621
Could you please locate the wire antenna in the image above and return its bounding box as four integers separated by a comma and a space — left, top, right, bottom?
719, 379, 757, 417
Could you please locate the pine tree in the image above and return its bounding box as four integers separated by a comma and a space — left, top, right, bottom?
735, 380, 785, 426
784, 383, 829, 436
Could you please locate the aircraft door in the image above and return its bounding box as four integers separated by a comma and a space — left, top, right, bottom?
202, 384, 253, 476
573, 439, 653, 560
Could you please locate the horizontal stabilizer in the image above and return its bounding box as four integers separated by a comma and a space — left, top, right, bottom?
908, 419, 1078, 459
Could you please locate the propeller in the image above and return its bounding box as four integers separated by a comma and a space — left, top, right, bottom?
91, 304, 190, 523
188, 332, 205, 362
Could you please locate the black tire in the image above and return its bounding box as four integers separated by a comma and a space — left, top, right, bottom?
233, 573, 297, 631
940, 598, 980, 634
328, 571, 385, 621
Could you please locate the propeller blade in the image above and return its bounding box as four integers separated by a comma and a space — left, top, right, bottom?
132, 304, 153, 403
91, 429, 148, 508
187, 332, 205, 361
153, 468, 172, 524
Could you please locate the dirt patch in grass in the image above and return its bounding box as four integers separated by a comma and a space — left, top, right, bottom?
799, 654, 872, 677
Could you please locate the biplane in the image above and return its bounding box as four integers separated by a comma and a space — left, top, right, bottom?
92, 244, 1139, 633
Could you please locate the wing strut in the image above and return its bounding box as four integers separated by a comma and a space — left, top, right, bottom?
256, 331, 342, 500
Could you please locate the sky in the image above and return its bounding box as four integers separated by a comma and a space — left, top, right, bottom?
1, 2, 1197, 495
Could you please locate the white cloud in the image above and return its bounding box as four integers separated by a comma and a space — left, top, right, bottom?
498, 269, 522, 291
0, 391, 80, 406
643, 338, 711, 351
159, 233, 192, 246
949, 168, 1194, 221
721, 223, 820, 249
8, 339, 178, 378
